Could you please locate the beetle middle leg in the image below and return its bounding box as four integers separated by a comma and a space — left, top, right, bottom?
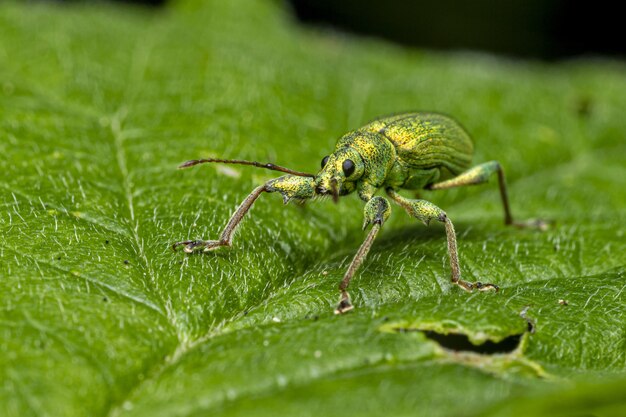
427, 161, 550, 230
386, 188, 499, 293
335, 196, 391, 314
173, 175, 315, 253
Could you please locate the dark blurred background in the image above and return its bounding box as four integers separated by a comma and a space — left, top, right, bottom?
287, 0, 625, 59
79, 0, 626, 59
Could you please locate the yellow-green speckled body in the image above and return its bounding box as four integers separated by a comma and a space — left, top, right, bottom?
273, 112, 476, 203
364, 113, 473, 187
332, 112, 474, 193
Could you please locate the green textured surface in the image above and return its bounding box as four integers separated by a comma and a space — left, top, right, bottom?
1, 1, 625, 416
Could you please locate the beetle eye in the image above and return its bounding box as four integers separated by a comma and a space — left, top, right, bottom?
342, 159, 355, 177
321, 155, 330, 168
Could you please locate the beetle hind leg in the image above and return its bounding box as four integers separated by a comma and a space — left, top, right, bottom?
427, 161, 551, 230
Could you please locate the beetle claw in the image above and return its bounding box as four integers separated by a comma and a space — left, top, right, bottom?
511, 218, 553, 231
475, 281, 499, 292
172, 240, 224, 253
172, 240, 194, 251
334, 298, 354, 315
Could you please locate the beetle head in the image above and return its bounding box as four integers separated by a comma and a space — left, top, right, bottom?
315, 147, 364, 201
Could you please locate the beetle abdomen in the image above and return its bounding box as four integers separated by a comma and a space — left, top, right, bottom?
364, 112, 473, 178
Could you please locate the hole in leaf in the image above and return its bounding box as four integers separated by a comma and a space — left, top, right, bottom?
423, 330, 522, 354
394, 328, 523, 354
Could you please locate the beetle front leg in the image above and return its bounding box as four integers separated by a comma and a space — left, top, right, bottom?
173, 175, 314, 253
335, 196, 391, 314
387, 189, 499, 293
427, 161, 551, 230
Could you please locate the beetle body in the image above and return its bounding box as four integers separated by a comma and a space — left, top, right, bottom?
175, 112, 548, 314
363, 112, 473, 189
319, 113, 473, 198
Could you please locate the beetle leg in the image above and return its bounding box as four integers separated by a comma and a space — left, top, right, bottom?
172, 184, 267, 253
173, 175, 314, 253
427, 161, 551, 230
335, 196, 391, 314
386, 189, 499, 293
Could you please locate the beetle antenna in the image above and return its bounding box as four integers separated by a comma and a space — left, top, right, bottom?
179, 158, 315, 178
330, 178, 339, 203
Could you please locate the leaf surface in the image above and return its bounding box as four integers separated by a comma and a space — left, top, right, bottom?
1, 1, 625, 416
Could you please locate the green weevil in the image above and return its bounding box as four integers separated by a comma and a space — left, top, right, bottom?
173, 112, 548, 314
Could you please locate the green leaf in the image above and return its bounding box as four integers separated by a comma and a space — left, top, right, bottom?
1, 1, 625, 416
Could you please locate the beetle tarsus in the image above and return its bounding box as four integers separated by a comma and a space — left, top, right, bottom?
334, 294, 354, 314
172, 239, 225, 253
172, 240, 194, 251
510, 218, 553, 231
454, 280, 499, 293
475, 281, 499, 292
